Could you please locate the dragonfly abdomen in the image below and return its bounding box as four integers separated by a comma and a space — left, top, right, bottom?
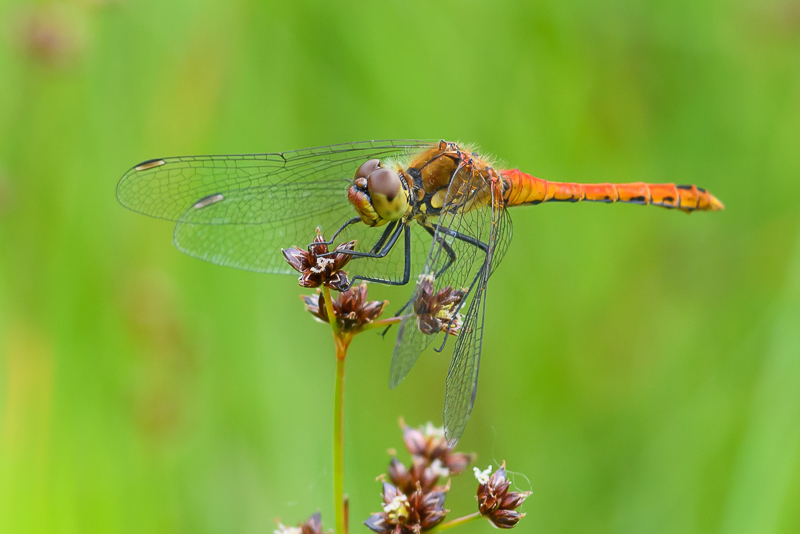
501, 169, 724, 213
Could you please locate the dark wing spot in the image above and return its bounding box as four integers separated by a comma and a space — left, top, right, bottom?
193, 193, 225, 209
134, 159, 166, 171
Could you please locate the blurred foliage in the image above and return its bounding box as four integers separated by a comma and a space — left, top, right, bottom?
1, 0, 799, 533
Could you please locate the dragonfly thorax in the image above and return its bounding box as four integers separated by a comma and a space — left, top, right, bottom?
348, 159, 411, 227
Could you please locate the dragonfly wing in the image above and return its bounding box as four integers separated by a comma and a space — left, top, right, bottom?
489, 206, 513, 277
173, 201, 352, 274
119, 140, 436, 279
117, 140, 433, 223
443, 264, 488, 446
443, 205, 512, 445
390, 275, 438, 388
390, 163, 499, 389
174, 208, 434, 279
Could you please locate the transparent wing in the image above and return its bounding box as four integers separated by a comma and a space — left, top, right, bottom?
443, 263, 488, 446
118, 140, 435, 280
173, 208, 348, 275
342, 220, 434, 284
117, 140, 433, 222
390, 163, 500, 387
173, 211, 434, 280
489, 205, 513, 277
444, 204, 511, 446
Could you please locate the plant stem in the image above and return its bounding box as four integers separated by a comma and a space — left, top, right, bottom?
324, 285, 348, 534
333, 349, 347, 534
323, 285, 340, 336
360, 315, 407, 331
428, 512, 483, 532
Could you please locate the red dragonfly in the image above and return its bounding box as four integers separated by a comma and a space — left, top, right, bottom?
118, 140, 723, 444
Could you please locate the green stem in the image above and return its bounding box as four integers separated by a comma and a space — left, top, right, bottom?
428, 512, 483, 532
324, 285, 349, 534
323, 285, 340, 336
333, 349, 347, 534
360, 315, 407, 331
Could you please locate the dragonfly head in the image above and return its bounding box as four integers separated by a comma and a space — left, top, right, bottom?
348, 159, 410, 227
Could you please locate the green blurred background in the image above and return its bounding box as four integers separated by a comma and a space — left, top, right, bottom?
1, 0, 799, 533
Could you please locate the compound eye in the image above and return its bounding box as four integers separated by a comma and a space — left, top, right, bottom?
355, 159, 380, 179
367, 168, 407, 221
367, 168, 401, 200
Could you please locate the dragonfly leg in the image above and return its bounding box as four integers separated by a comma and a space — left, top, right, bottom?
434, 225, 489, 253
427, 227, 490, 354
348, 225, 412, 288
330, 220, 405, 260
420, 222, 458, 278
380, 222, 458, 337
382, 223, 489, 340
308, 216, 361, 249
369, 221, 398, 253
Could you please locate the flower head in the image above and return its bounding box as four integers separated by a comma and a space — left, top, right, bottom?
400, 419, 476, 476
387, 456, 444, 495
413, 275, 466, 336
302, 283, 387, 333
364, 482, 448, 534
282, 228, 356, 291
476, 463, 531, 529
274, 512, 329, 534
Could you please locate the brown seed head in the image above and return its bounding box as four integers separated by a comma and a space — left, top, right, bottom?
413, 276, 466, 336
302, 283, 387, 333
364, 482, 448, 534
282, 228, 356, 291
400, 419, 476, 476
387, 456, 445, 495
475, 463, 531, 529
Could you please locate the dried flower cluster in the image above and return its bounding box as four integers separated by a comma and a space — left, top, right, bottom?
399, 420, 476, 480
367, 481, 449, 534
283, 228, 356, 291
280, 229, 531, 533
303, 283, 387, 334
365, 420, 476, 534
413, 275, 466, 336
475, 463, 531, 529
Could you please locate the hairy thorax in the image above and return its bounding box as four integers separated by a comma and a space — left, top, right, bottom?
402, 141, 501, 222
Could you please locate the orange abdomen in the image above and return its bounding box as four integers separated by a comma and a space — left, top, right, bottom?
501, 169, 724, 213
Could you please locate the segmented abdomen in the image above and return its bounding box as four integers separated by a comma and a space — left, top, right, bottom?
501, 169, 724, 213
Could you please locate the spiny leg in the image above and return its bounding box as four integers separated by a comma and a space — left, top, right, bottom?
382, 222, 487, 338
322, 220, 404, 261
380, 221, 459, 338
434, 224, 489, 253
431, 228, 490, 353
370, 221, 398, 254
349, 224, 412, 288
421, 222, 459, 278
308, 216, 361, 249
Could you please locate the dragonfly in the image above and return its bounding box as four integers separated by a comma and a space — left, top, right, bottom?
117, 140, 724, 445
